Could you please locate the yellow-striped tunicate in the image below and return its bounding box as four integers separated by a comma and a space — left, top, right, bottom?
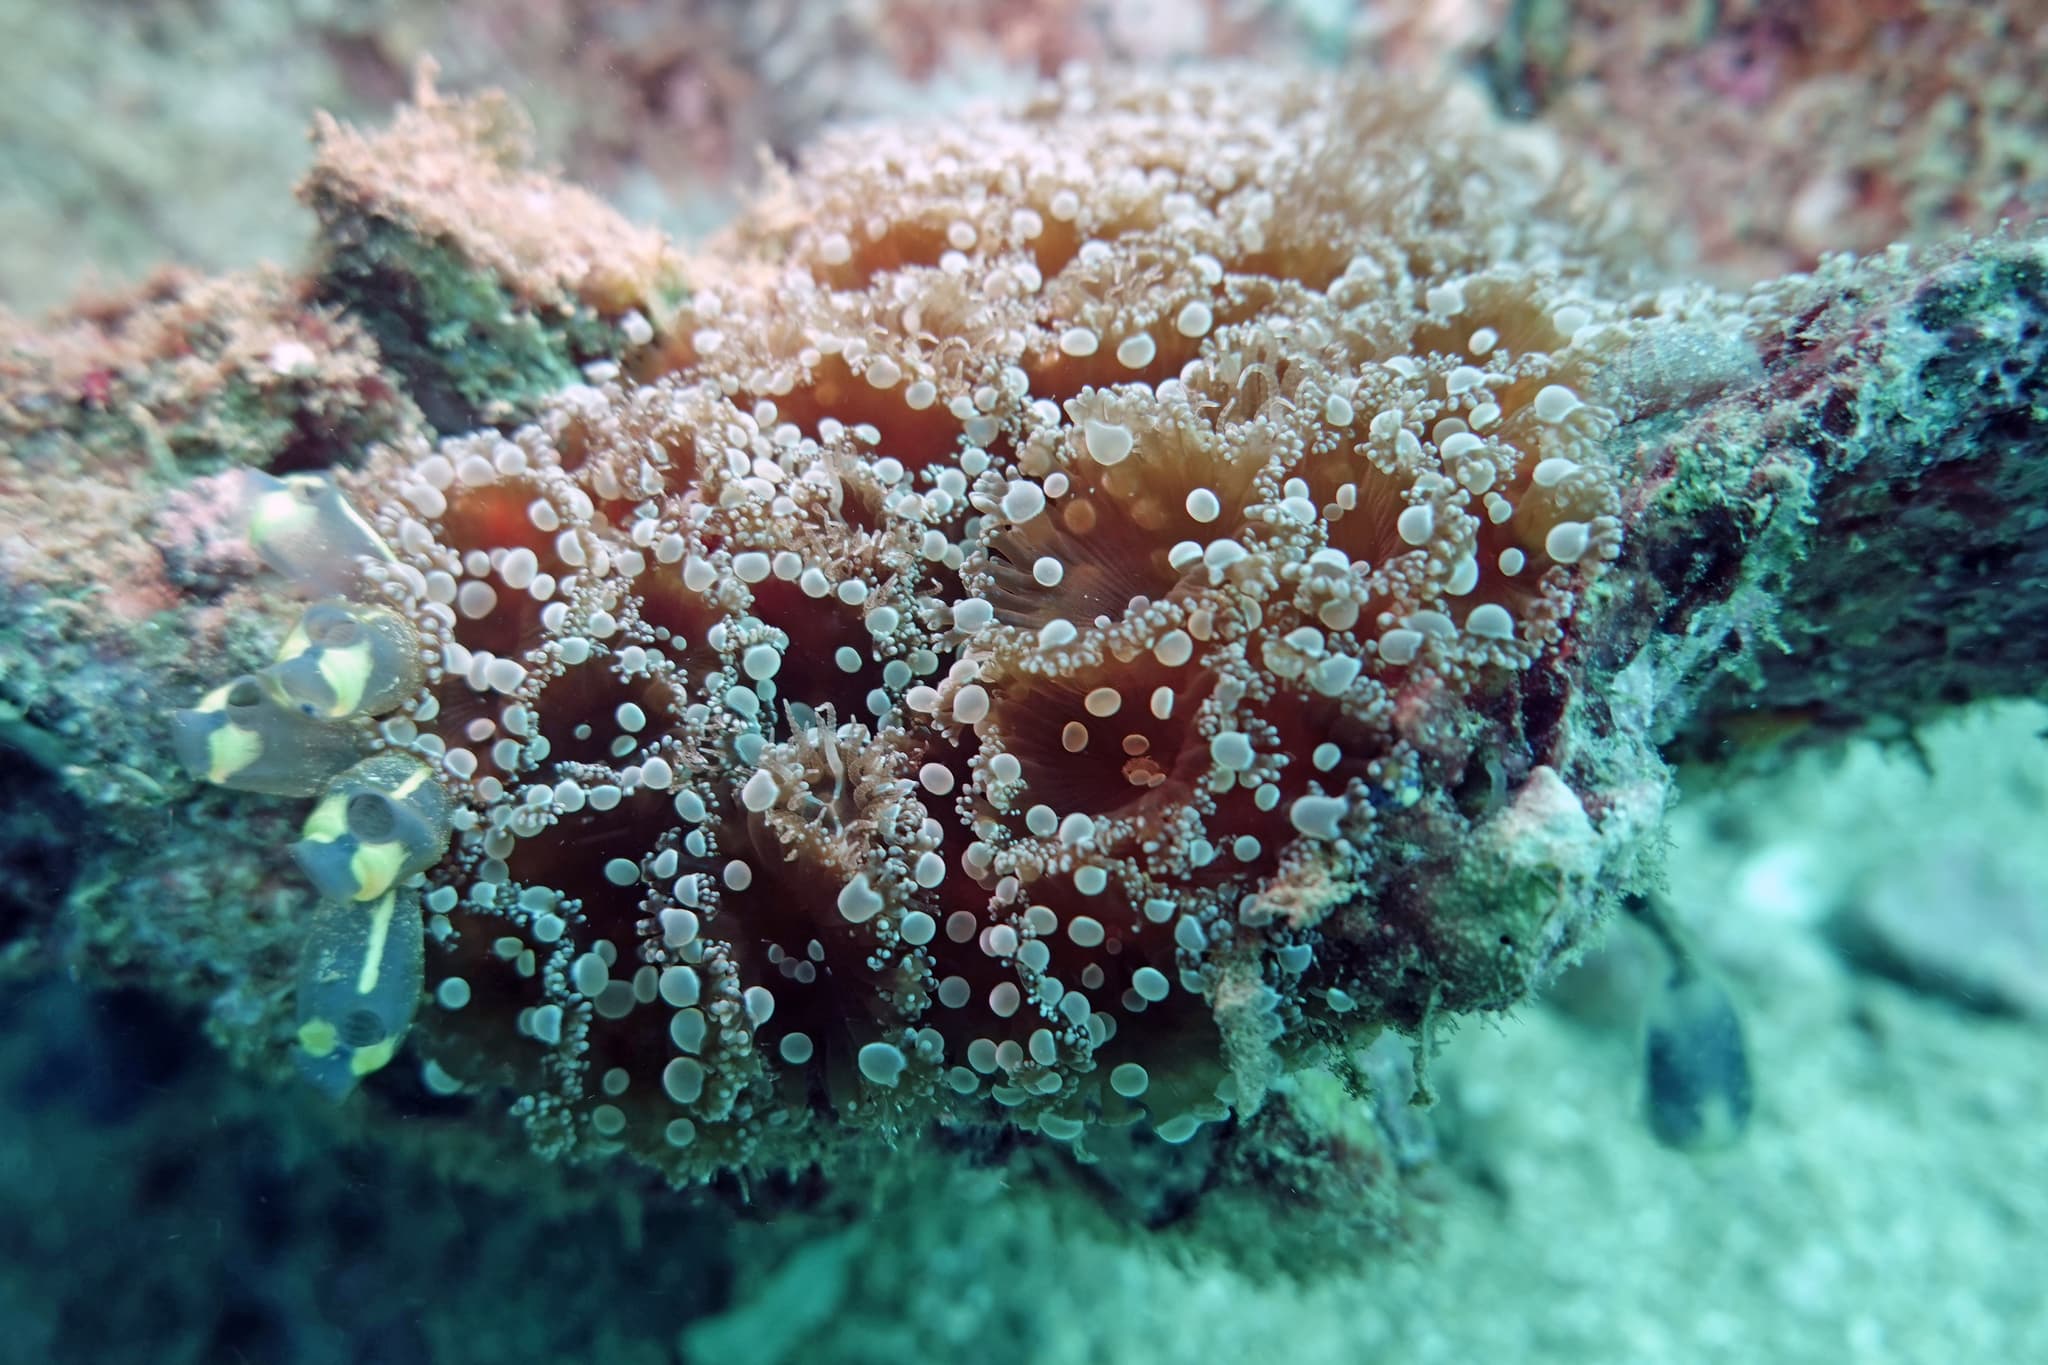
294, 886, 426, 1098
292, 754, 451, 903
245, 471, 394, 594
168, 672, 363, 796
266, 601, 422, 720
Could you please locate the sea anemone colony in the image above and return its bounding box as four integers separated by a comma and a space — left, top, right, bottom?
175, 72, 1649, 1182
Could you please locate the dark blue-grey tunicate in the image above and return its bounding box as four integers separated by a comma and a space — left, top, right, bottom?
1643, 971, 1753, 1150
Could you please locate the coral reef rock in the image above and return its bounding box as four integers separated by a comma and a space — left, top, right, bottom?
161, 71, 1680, 1184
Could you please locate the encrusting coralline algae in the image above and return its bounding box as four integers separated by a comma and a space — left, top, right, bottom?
166, 69, 1683, 1183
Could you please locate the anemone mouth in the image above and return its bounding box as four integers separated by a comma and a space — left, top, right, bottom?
529, 666, 681, 771
1406, 273, 1583, 361
982, 518, 1173, 629
744, 352, 966, 476
436, 478, 569, 566
984, 660, 1216, 823
1296, 445, 1415, 568
433, 478, 561, 663
979, 414, 1257, 630
738, 575, 891, 725
501, 785, 681, 905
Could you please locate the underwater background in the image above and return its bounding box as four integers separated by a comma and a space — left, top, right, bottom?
2, 3, 2045, 1362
